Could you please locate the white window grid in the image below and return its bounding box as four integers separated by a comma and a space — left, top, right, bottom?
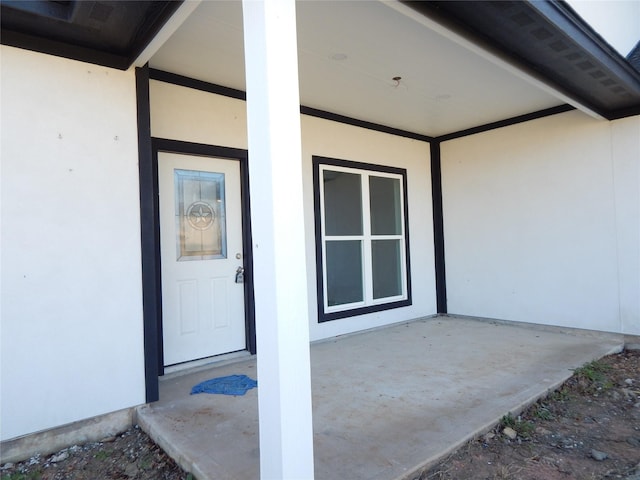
319, 164, 408, 314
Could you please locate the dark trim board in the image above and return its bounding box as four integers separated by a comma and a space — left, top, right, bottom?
429, 142, 447, 314
136, 65, 160, 403
148, 68, 433, 143
138, 133, 257, 400
300, 106, 433, 143
150, 139, 258, 363
149, 69, 246, 101
436, 105, 576, 143
1, 30, 130, 70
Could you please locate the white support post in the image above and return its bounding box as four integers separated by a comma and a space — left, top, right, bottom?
241, 1, 315, 479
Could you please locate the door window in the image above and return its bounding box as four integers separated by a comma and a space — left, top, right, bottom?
174, 169, 227, 260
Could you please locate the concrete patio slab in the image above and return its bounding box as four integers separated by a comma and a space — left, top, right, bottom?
136, 316, 623, 480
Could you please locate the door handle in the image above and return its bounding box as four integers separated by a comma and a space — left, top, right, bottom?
235, 266, 245, 284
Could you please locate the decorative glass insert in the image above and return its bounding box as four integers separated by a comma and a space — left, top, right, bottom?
175, 169, 227, 261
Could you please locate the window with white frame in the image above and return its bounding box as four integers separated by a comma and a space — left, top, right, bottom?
313, 156, 411, 321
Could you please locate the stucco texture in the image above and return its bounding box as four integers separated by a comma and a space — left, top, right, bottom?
442, 110, 639, 334
1, 46, 145, 440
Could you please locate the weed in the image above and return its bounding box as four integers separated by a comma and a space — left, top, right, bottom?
532, 403, 554, 421
572, 360, 613, 394
492, 463, 523, 479
1, 471, 42, 480
549, 388, 572, 403
499, 413, 535, 439
139, 454, 153, 470
94, 450, 110, 461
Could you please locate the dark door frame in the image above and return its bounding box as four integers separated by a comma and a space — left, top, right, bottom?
139, 137, 256, 401
136, 65, 255, 402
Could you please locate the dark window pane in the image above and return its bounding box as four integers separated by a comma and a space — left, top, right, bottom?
323, 170, 363, 236
326, 240, 363, 306
372, 240, 402, 299
369, 176, 401, 235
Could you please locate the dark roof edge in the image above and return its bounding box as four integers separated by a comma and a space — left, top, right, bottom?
126, 1, 183, 67
607, 105, 640, 121
535, 1, 640, 88
626, 40, 640, 73
400, 1, 609, 118
1, 29, 129, 70
402, 0, 640, 119
0, 1, 182, 71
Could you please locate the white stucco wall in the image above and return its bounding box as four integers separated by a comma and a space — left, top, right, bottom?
0, 46, 145, 440
611, 116, 640, 335
442, 110, 640, 334
300, 116, 436, 340
150, 81, 437, 342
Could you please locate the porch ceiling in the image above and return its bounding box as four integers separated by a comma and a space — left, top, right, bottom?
149, 0, 565, 137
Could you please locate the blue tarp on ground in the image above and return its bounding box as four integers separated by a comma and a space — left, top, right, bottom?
190, 374, 258, 396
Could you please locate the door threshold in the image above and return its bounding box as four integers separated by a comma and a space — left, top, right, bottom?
161, 350, 252, 379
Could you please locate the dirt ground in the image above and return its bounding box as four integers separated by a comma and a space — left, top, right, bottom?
421, 349, 640, 480
0, 426, 189, 480
2, 349, 638, 480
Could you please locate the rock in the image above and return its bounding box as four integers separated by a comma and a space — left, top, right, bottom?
535, 426, 552, 435
625, 378, 634, 385
502, 427, 517, 440
591, 449, 608, 461
50, 451, 69, 463
627, 437, 640, 447
124, 463, 138, 477
100, 436, 116, 443
0, 463, 14, 471
483, 432, 495, 442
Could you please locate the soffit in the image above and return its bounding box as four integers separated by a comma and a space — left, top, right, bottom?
409, 1, 640, 120
0, 0, 180, 69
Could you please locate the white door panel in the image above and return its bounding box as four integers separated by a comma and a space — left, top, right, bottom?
159, 152, 245, 366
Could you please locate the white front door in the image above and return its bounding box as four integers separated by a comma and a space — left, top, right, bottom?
158, 152, 246, 366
